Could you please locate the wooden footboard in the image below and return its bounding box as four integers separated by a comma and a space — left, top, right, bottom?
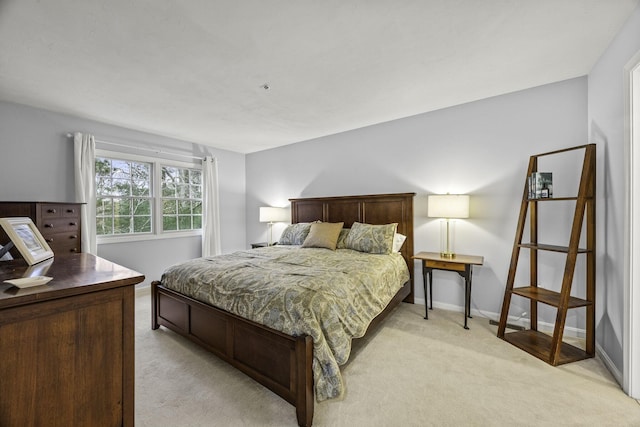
151, 280, 314, 426
151, 279, 410, 426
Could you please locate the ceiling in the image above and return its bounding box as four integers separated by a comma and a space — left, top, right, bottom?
0, 1, 638, 154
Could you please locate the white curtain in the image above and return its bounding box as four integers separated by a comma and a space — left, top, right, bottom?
73, 132, 97, 255
202, 156, 221, 257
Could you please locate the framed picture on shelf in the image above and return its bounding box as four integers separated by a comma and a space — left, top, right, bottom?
529, 172, 553, 199
0, 217, 54, 265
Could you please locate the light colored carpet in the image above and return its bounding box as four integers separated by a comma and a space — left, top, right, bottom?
134, 288, 640, 426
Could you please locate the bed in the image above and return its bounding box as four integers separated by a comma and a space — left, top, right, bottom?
151, 193, 415, 426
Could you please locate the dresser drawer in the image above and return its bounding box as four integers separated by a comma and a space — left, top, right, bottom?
61, 204, 80, 218
425, 259, 466, 272
39, 203, 80, 219
40, 217, 80, 234
44, 232, 81, 254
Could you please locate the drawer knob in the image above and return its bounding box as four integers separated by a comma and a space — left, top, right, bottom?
71, 248, 78, 252
45, 223, 53, 228
70, 235, 78, 239
47, 209, 57, 214
46, 238, 54, 242
69, 222, 77, 226
66, 209, 75, 213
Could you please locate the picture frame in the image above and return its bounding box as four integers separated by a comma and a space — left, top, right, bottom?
0, 217, 54, 265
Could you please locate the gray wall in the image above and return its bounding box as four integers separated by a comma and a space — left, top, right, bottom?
246, 77, 588, 327
0, 101, 247, 284
588, 5, 640, 379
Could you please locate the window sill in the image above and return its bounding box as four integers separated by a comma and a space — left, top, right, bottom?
97, 230, 202, 245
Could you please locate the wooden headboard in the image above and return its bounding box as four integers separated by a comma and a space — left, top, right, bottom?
289, 192, 415, 303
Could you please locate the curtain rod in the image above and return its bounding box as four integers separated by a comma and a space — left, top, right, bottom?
67, 133, 204, 161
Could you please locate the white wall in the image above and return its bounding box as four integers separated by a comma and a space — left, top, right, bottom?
0, 101, 247, 284
588, 4, 640, 381
246, 77, 588, 325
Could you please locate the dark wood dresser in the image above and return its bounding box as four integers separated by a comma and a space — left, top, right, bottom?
0, 253, 144, 426
0, 201, 83, 256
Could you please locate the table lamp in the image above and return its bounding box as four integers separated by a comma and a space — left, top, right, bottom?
259, 207, 289, 246
427, 194, 469, 258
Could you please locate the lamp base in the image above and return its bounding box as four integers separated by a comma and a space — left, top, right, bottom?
267, 222, 274, 246
439, 219, 456, 260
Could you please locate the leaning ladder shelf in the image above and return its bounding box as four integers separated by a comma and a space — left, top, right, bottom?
497, 144, 596, 366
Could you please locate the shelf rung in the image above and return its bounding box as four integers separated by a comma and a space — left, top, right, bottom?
511, 286, 592, 308
518, 243, 591, 253
526, 196, 594, 201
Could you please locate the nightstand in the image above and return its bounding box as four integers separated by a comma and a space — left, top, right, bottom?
251, 242, 275, 249
413, 251, 484, 329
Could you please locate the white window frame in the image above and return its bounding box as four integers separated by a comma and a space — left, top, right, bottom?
624, 50, 640, 399
96, 149, 202, 245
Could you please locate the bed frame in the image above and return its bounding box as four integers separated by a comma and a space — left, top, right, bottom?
151, 192, 415, 426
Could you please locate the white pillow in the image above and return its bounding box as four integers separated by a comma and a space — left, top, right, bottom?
392, 233, 406, 253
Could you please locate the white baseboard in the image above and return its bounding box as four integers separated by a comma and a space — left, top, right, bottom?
415, 299, 586, 338
596, 342, 623, 387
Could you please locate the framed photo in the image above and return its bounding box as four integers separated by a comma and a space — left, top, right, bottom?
0, 217, 54, 265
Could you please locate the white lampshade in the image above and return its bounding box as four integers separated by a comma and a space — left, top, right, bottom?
428, 194, 470, 219
259, 207, 289, 223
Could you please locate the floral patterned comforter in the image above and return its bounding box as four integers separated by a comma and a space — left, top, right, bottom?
160, 246, 410, 401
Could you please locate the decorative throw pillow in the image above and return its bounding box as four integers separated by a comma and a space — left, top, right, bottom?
392, 233, 407, 253
344, 222, 398, 254
335, 228, 350, 249
302, 222, 344, 250
278, 222, 313, 245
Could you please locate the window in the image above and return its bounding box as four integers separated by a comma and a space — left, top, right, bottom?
95, 151, 202, 241
161, 166, 202, 232
96, 157, 153, 235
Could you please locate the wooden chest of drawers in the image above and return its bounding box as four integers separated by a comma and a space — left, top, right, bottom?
0, 253, 144, 426
0, 201, 83, 256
